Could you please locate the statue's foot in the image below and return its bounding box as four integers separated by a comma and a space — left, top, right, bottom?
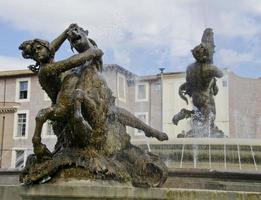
144, 129, 168, 141
33, 143, 52, 161
172, 115, 180, 125
172, 108, 194, 125
156, 132, 169, 141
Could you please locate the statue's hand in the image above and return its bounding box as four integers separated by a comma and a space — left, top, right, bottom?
89, 48, 103, 58
94, 48, 104, 57
28, 65, 39, 73
68, 23, 78, 30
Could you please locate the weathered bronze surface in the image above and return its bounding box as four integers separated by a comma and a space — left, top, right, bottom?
172, 28, 225, 138
19, 24, 168, 187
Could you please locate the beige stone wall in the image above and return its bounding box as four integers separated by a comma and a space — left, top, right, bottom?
0, 74, 55, 168
214, 72, 230, 136
228, 73, 261, 138
103, 67, 162, 140
162, 73, 191, 139
149, 80, 162, 132
0, 67, 260, 169
0, 112, 15, 168
130, 79, 162, 142
162, 71, 230, 139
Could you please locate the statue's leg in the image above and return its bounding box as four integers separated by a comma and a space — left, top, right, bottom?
33, 107, 54, 145
172, 108, 194, 125
111, 106, 168, 141
73, 89, 93, 136
33, 107, 55, 160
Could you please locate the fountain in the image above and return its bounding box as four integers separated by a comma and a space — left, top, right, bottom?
170, 28, 226, 168
0, 25, 261, 200
0, 23, 174, 199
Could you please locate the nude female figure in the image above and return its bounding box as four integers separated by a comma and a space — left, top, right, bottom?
19, 24, 103, 159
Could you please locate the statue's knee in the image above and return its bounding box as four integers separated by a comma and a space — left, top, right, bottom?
35, 112, 45, 123
54, 106, 66, 118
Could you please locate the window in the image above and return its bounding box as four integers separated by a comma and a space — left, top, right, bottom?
135, 83, 149, 102
117, 73, 126, 102
12, 149, 26, 169
14, 110, 29, 139
222, 80, 227, 87
15, 150, 25, 168
17, 114, 26, 137
135, 112, 148, 135
19, 81, 28, 99
16, 78, 31, 102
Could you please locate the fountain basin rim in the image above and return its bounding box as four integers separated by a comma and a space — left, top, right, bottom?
169, 168, 261, 181
135, 138, 261, 146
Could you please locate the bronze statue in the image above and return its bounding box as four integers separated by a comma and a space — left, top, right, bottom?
172, 28, 225, 138
19, 24, 103, 160
19, 24, 168, 187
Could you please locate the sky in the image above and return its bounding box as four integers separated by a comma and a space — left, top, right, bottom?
0, 0, 260, 78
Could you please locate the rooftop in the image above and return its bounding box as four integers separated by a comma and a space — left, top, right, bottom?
0, 69, 34, 78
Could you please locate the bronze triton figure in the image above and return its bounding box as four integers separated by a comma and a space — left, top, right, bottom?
172, 28, 225, 138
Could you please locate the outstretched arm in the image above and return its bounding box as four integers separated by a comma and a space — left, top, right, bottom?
206, 65, 223, 78
43, 47, 103, 75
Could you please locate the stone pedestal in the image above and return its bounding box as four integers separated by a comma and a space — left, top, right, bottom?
1, 179, 261, 200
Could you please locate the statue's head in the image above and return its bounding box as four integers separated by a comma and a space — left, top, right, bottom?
191, 43, 211, 63
67, 24, 102, 72
67, 24, 96, 53
19, 39, 54, 64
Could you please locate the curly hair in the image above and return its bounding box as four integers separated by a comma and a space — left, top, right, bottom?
19, 39, 54, 73
191, 43, 211, 63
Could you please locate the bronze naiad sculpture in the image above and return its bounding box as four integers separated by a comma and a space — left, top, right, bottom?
172, 28, 225, 138
19, 24, 168, 187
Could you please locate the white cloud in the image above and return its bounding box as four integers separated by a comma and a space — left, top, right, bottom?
2, 0, 252, 48
0, 0, 261, 75
0, 55, 31, 71
216, 49, 261, 68
112, 48, 131, 66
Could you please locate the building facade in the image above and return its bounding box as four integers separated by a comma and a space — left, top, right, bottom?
103, 65, 162, 142
0, 65, 260, 169
162, 70, 230, 139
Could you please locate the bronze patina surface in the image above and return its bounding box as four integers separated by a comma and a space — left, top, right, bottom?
18, 24, 168, 187
172, 28, 225, 138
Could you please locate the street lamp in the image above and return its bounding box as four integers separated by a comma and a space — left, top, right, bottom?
159, 68, 165, 131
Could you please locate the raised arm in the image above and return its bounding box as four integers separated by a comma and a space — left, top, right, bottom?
43, 47, 103, 75
50, 24, 78, 53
